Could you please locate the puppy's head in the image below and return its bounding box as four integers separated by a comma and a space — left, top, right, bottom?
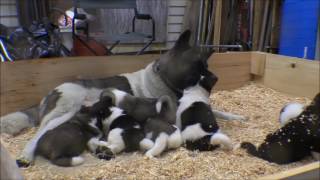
199, 71, 218, 93
81, 96, 113, 119
154, 30, 212, 93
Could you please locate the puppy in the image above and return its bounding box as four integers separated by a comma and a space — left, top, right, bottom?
143, 96, 182, 158
177, 72, 233, 151
100, 88, 176, 124
241, 93, 320, 164
33, 110, 113, 167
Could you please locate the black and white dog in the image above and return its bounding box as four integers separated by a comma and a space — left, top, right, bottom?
18, 100, 115, 167
1, 30, 245, 165
83, 94, 181, 157
99, 89, 181, 157
99, 88, 176, 124
177, 71, 233, 151
241, 93, 320, 164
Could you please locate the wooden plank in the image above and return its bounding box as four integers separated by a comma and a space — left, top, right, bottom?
208, 52, 252, 90
262, 54, 320, 98
0, 55, 157, 116
258, 161, 320, 180
168, 0, 187, 6
253, 0, 264, 50
168, 7, 185, 15
1, 52, 254, 116
213, 0, 222, 51
251, 51, 266, 76
167, 16, 184, 24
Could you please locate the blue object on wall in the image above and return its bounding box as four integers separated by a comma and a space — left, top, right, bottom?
279, 0, 320, 60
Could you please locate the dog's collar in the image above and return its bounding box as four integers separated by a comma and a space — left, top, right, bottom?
152, 60, 183, 95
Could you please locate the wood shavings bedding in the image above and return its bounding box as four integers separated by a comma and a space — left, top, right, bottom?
1, 83, 315, 180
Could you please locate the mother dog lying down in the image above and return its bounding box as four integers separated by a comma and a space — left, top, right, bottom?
1, 30, 246, 165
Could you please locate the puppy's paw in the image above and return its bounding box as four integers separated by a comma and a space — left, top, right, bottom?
16, 158, 32, 168
94, 146, 115, 160
145, 151, 156, 159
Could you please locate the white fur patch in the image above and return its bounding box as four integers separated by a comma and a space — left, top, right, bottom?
156, 100, 162, 114
21, 111, 76, 162
102, 107, 124, 129
87, 137, 109, 152
181, 123, 210, 142
145, 132, 168, 158
112, 89, 127, 106
210, 132, 233, 150
176, 85, 209, 129
40, 83, 88, 130
279, 103, 304, 126
139, 138, 155, 150
167, 128, 182, 149
107, 128, 125, 154
71, 156, 84, 166
146, 132, 153, 139
83, 88, 103, 106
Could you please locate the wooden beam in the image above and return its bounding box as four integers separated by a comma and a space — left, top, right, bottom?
262, 54, 320, 98
251, 51, 266, 76
0, 55, 156, 116
258, 161, 320, 180
253, 0, 264, 50
213, 0, 222, 50
1, 53, 254, 116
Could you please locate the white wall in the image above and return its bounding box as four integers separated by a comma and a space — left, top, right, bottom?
0, 0, 19, 28
166, 0, 187, 48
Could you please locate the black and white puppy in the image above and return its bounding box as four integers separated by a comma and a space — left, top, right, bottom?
28, 108, 113, 167
143, 96, 182, 158
100, 88, 176, 124
176, 72, 233, 151
241, 93, 320, 164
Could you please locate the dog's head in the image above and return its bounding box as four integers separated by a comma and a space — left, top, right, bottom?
154, 30, 212, 94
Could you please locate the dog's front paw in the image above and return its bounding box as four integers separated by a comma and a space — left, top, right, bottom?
94, 146, 115, 160
16, 158, 32, 168
145, 151, 156, 159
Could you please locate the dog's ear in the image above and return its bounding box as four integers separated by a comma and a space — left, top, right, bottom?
173, 30, 191, 51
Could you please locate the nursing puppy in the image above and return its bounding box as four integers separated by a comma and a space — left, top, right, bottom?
29, 107, 113, 167
143, 96, 182, 158
100, 88, 176, 124
241, 93, 320, 164
177, 72, 233, 151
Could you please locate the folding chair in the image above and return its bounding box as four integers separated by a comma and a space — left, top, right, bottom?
72, 0, 155, 55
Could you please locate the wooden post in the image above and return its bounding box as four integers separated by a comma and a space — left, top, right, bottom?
213, 0, 222, 51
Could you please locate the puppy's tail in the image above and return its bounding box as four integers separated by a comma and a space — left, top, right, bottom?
240, 142, 260, 157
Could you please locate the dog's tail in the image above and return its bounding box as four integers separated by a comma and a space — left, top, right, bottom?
1, 106, 39, 135
240, 142, 260, 157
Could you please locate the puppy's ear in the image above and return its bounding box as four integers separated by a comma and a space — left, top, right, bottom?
100, 96, 113, 107
200, 71, 218, 92
173, 30, 191, 51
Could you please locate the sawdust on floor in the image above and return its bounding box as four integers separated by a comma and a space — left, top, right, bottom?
1, 83, 316, 180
